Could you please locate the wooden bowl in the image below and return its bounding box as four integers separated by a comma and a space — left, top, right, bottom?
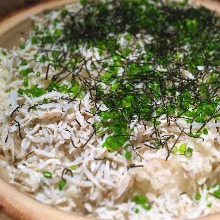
0, 0, 220, 219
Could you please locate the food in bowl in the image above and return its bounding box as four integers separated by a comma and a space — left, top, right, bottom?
0, 0, 220, 219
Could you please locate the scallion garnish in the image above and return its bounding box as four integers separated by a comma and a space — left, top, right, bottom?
212, 185, 220, 199
195, 193, 201, 201
203, 128, 209, 135
133, 195, 152, 211
19, 68, 33, 77
125, 151, 132, 160
179, 144, 187, 154
171, 146, 178, 154
58, 179, 67, 191
71, 165, 77, 170
43, 171, 53, 179
184, 147, 193, 158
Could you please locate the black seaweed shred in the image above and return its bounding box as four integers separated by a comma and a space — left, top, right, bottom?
14, 120, 23, 139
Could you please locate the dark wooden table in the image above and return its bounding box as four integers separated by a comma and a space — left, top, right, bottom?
0, 0, 44, 19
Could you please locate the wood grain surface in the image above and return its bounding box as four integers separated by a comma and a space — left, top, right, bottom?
0, 0, 44, 19
0, 178, 91, 220
0, 0, 220, 220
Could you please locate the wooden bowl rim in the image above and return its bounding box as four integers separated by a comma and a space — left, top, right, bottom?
0, 0, 220, 219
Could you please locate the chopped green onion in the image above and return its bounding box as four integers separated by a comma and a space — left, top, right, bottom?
125, 151, 132, 160
19, 43, 25, 50
207, 203, 212, 208
184, 147, 193, 157
23, 77, 28, 87
111, 83, 119, 91
58, 179, 67, 191
212, 185, 220, 199
31, 36, 38, 44
43, 98, 48, 103
142, 204, 152, 210
195, 193, 201, 200
71, 165, 77, 170
43, 171, 52, 179
179, 144, 186, 154
80, 0, 88, 6
2, 50, 7, 56
17, 85, 46, 98
203, 128, 208, 135
133, 195, 147, 205
135, 208, 139, 213
19, 68, 33, 77
171, 146, 178, 154
133, 195, 152, 211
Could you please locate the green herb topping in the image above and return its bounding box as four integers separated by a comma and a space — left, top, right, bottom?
133, 194, 152, 211
43, 171, 53, 179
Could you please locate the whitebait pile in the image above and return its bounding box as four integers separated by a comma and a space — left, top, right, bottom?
0, 0, 220, 219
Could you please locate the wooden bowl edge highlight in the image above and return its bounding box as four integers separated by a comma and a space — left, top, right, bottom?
0, 0, 220, 219
0, 178, 90, 220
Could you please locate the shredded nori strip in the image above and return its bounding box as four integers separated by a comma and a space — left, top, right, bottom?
14, 120, 24, 139
61, 168, 73, 180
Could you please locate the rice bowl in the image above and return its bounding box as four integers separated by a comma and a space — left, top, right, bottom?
0, 0, 220, 219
